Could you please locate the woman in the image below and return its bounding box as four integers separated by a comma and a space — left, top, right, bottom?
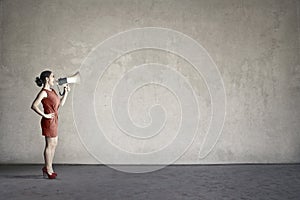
31, 70, 70, 179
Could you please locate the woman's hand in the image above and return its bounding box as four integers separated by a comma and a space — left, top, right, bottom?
64, 84, 71, 93
60, 84, 71, 107
44, 113, 55, 119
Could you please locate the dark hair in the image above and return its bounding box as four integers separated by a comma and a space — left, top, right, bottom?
35, 70, 52, 87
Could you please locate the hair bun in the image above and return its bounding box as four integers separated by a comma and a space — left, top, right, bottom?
35, 70, 52, 87
35, 77, 43, 87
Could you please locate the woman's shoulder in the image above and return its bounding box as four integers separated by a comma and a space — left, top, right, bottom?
41, 88, 54, 93
38, 89, 48, 99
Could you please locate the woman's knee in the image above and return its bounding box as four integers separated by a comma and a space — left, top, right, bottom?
46, 137, 58, 148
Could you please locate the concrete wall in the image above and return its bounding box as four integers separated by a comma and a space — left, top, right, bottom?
0, 0, 299, 165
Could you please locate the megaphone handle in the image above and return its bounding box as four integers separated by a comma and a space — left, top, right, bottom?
56, 84, 65, 96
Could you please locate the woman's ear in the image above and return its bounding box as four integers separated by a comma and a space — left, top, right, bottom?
45, 77, 50, 83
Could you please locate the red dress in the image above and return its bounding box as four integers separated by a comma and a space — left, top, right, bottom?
40, 89, 60, 137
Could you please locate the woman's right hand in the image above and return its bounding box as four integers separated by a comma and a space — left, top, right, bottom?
44, 113, 55, 119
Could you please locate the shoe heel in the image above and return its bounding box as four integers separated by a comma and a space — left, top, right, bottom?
42, 171, 47, 178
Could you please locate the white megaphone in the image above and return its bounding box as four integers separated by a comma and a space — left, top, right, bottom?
56, 71, 80, 96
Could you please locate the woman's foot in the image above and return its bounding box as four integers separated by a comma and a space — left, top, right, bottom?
42, 167, 57, 177
44, 170, 56, 179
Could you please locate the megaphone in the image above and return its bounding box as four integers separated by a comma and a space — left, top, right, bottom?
56, 71, 80, 96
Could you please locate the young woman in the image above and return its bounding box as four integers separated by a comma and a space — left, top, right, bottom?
31, 70, 70, 179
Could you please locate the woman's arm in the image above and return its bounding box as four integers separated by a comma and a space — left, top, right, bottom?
60, 85, 70, 107
31, 91, 54, 119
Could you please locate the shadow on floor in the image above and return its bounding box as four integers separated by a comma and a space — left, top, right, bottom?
1, 174, 43, 179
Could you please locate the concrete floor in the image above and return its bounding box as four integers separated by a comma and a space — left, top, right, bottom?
0, 164, 299, 200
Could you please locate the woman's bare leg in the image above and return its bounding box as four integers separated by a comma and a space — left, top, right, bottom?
44, 136, 58, 174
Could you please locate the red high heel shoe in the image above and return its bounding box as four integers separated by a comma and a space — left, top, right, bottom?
42, 167, 57, 179
42, 167, 57, 176
44, 171, 56, 179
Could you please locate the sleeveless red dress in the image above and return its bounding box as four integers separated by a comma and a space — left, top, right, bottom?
40, 89, 60, 137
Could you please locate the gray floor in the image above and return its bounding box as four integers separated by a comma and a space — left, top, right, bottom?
0, 164, 300, 200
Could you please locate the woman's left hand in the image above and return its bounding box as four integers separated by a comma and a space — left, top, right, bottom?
64, 84, 71, 93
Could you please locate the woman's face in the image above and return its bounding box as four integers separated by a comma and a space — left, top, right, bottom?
47, 73, 55, 86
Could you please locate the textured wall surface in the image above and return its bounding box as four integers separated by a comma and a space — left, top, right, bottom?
0, 0, 299, 165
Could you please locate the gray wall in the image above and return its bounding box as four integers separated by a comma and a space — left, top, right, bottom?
0, 0, 299, 165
